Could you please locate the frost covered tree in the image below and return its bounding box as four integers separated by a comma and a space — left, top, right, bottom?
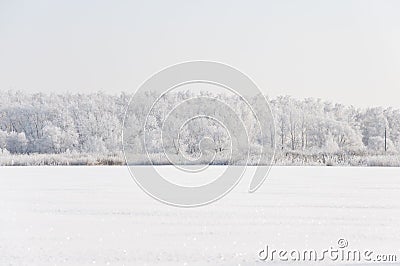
0, 90, 399, 158
6, 132, 28, 154
0, 130, 7, 153
385, 108, 400, 152
361, 108, 388, 150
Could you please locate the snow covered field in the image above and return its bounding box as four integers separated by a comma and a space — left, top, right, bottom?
1, 166, 400, 265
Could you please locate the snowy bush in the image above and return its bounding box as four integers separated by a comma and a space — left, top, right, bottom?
6, 132, 28, 154
0, 130, 7, 152
83, 136, 108, 153
367, 136, 395, 153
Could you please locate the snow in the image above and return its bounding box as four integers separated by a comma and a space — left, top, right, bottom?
1, 166, 399, 265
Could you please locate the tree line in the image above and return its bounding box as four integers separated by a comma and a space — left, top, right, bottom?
0, 91, 399, 156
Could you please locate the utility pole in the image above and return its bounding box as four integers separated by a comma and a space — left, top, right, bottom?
385, 128, 387, 152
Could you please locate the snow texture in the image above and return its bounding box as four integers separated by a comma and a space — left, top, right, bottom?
1, 166, 399, 265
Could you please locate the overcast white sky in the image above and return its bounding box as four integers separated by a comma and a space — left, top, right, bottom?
0, 0, 399, 107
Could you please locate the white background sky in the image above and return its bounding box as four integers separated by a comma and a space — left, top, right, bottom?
0, 0, 399, 108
